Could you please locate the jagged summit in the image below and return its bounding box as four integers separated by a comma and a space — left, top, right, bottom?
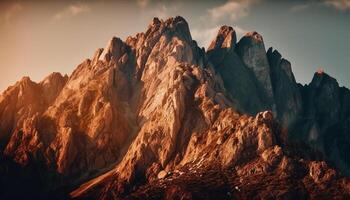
150, 17, 161, 27
98, 37, 128, 62
311, 69, 338, 82
236, 29, 276, 115
316, 68, 325, 75
267, 47, 282, 60
208, 25, 237, 51
19, 76, 32, 83
0, 16, 350, 199
144, 16, 192, 42
244, 31, 264, 43
310, 70, 340, 92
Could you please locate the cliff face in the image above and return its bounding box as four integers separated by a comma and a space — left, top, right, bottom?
236, 31, 276, 114
206, 26, 264, 116
0, 16, 349, 199
294, 72, 350, 176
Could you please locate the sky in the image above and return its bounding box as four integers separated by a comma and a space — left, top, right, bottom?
0, 0, 349, 92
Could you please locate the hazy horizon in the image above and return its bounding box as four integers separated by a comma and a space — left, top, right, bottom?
0, 0, 349, 92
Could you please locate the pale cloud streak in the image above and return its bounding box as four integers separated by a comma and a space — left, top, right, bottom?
195, 0, 254, 48
192, 26, 219, 48
323, 0, 350, 11
149, 3, 179, 20
208, 0, 260, 22
290, 4, 310, 12
154, 5, 170, 19
54, 3, 90, 20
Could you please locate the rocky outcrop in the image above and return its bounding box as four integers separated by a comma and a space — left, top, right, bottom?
207, 28, 302, 127
0, 16, 349, 199
207, 26, 237, 65
207, 26, 264, 115
267, 47, 302, 127
0, 73, 67, 150
208, 24, 350, 180
292, 72, 350, 176
236, 31, 276, 113
1, 26, 138, 198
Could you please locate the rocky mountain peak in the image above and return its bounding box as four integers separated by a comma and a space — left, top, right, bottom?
310, 71, 339, 89
316, 68, 325, 75
14, 76, 35, 90
40, 72, 68, 102
151, 17, 161, 27
267, 47, 295, 83
40, 72, 67, 85
208, 25, 236, 51
144, 16, 192, 41
245, 31, 264, 43
267, 47, 282, 61
163, 16, 192, 42
236, 31, 266, 57
236, 30, 276, 113
266, 47, 301, 127
19, 76, 32, 83
1, 16, 350, 199
99, 36, 128, 63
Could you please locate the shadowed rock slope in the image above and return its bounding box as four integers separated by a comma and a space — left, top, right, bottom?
0, 16, 349, 199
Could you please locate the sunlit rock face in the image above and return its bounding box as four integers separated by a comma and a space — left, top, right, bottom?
0, 16, 350, 199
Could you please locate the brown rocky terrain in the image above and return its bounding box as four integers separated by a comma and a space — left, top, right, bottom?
0, 16, 349, 199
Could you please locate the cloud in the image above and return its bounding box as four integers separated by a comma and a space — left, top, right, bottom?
137, 0, 150, 8
3, 2, 23, 24
192, 25, 248, 48
208, 0, 260, 22
323, 0, 350, 11
54, 3, 90, 20
192, 26, 220, 48
150, 3, 179, 20
290, 0, 350, 12
154, 5, 170, 19
233, 26, 249, 36
290, 4, 310, 12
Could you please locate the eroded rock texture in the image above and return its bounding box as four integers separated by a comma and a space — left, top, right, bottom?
0, 16, 349, 199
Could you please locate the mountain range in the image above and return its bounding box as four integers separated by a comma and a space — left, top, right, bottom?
0, 16, 349, 199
